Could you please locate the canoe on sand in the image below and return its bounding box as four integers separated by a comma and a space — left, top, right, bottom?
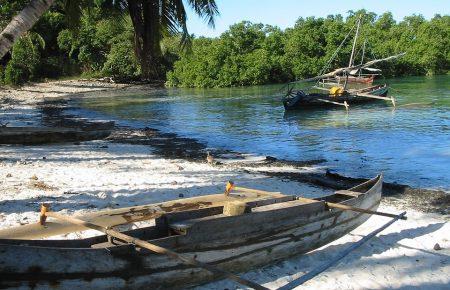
0, 124, 113, 145
0, 175, 383, 289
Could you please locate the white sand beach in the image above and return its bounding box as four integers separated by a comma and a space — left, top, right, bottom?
0, 140, 448, 289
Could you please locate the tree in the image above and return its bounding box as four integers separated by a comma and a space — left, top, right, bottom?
0, 0, 56, 60
126, 0, 219, 80
1, 0, 219, 81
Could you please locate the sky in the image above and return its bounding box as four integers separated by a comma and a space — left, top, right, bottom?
185, 0, 449, 37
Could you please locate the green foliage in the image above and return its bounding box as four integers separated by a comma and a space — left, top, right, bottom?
167, 12, 450, 88
102, 33, 141, 80
56, 7, 142, 80
167, 22, 291, 87
4, 33, 45, 85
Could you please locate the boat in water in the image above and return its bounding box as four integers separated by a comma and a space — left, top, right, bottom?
283, 16, 404, 111
0, 175, 383, 289
283, 83, 389, 110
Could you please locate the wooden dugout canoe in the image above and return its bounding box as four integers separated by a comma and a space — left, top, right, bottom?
0, 125, 113, 145
0, 175, 383, 289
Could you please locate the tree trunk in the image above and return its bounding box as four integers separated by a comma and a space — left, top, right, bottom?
128, 0, 144, 62
0, 0, 56, 60
128, 0, 163, 81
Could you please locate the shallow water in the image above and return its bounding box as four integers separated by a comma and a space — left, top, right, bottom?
81, 75, 450, 190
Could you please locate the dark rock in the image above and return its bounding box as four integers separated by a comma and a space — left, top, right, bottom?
265, 156, 277, 162
63, 191, 78, 195
434, 243, 442, 251
178, 193, 184, 198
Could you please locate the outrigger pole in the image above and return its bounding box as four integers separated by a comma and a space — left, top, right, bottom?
278, 211, 407, 290
317, 98, 349, 110
354, 91, 397, 107
234, 187, 406, 220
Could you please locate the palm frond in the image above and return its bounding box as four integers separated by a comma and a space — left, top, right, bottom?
160, 0, 191, 48
187, 0, 219, 28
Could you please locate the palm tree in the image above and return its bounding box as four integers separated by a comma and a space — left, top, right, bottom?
122, 0, 219, 80
0, 0, 56, 60
0, 0, 219, 80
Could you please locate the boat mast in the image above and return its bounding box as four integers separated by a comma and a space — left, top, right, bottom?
359, 39, 366, 77
349, 16, 362, 68
344, 15, 362, 90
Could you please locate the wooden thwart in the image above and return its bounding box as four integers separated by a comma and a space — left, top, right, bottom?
39, 205, 268, 290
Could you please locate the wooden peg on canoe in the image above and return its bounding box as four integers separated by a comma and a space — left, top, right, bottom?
224, 181, 234, 196
39, 203, 50, 225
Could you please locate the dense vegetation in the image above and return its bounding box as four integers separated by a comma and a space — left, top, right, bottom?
167, 12, 450, 87
0, 0, 213, 85
0, 4, 449, 87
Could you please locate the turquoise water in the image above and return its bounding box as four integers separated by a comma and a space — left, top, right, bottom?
82, 75, 450, 190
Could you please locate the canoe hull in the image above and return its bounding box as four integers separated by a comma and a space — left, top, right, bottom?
0, 176, 382, 289
335, 75, 375, 84
0, 125, 114, 145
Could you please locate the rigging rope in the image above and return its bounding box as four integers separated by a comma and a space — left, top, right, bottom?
317, 22, 357, 77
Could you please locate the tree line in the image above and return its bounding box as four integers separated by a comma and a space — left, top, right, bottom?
167, 12, 449, 87
0, 2, 448, 87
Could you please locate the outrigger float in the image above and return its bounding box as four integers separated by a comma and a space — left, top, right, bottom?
283, 16, 404, 111
0, 175, 406, 289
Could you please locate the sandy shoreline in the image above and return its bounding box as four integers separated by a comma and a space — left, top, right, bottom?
0, 80, 449, 289
0, 79, 146, 103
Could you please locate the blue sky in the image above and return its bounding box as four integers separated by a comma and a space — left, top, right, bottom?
186, 0, 449, 37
